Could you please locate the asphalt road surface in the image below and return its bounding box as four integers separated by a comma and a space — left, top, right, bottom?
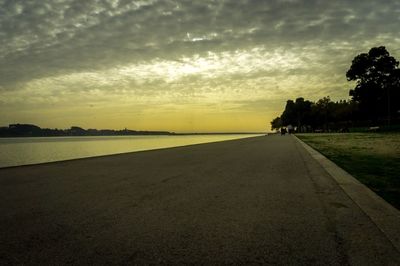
0, 135, 399, 265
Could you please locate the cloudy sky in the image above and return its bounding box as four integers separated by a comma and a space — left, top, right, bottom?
1, 0, 399, 132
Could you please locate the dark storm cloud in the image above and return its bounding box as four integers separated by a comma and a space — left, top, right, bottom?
0, 0, 399, 90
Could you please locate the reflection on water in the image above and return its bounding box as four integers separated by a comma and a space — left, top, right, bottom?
0, 134, 260, 168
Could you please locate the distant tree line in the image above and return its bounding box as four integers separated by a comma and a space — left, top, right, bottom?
271, 97, 357, 132
0, 124, 174, 137
271, 46, 400, 132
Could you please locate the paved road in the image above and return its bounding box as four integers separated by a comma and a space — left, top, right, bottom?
0, 135, 399, 265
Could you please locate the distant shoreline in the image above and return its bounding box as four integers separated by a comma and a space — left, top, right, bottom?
0, 123, 265, 138
0, 132, 264, 138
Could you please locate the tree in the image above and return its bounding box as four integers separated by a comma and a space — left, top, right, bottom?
280, 98, 313, 130
270, 116, 282, 131
314, 96, 335, 130
293, 97, 313, 129
346, 46, 400, 124
280, 100, 296, 126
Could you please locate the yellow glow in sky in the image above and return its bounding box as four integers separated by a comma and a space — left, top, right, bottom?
1, 1, 399, 132
0, 47, 354, 132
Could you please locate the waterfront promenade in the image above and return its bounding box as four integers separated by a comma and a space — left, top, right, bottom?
0, 135, 399, 265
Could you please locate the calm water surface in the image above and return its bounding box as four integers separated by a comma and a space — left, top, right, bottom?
0, 134, 261, 168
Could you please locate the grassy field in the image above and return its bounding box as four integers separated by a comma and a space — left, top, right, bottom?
297, 133, 400, 210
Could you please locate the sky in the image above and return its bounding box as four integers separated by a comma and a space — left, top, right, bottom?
0, 0, 399, 132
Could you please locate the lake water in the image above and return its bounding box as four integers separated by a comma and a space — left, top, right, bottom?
0, 134, 261, 168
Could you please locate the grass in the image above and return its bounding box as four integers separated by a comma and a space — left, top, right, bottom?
296, 133, 400, 210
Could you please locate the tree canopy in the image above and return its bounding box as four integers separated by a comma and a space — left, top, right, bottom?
270, 46, 400, 132
270, 97, 355, 131
346, 46, 400, 123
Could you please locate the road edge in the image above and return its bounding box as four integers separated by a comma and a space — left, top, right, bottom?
293, 135, 400, 252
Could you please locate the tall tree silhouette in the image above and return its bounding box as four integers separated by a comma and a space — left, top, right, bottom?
346, 46, 400, 124
279, 98, 313, 130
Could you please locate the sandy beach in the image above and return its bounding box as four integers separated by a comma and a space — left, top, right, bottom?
0, 135, 399, 265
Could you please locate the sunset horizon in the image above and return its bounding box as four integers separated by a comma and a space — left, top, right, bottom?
1, 1, 399, 132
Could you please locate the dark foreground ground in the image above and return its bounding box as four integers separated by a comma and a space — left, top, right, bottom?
0, 135, 399, 265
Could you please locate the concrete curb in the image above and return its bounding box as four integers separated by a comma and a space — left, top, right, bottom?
294, 135, 400, 252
